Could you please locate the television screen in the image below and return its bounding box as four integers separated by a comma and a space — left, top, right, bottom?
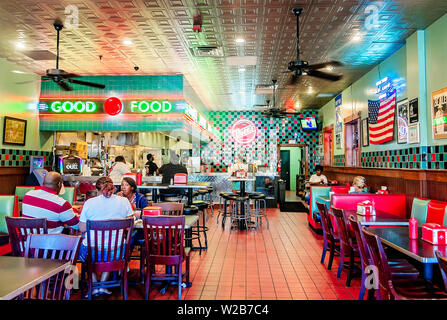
301, 117, 317, 130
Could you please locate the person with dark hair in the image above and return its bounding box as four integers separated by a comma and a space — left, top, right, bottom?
158, 150, 188, 200
304, 165, 328, 204
145, 153, 158, 176
117, 177, 148, 210
109, 155, 131, 182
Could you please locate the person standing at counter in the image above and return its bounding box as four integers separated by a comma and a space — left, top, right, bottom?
228, 157, 248, 192
158, 150, 187, 200
109, 155, 131, 182
145, 153, 158, 176
117, 177, 148, 210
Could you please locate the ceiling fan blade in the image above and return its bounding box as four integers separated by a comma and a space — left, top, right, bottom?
305, 69, 343, 81
306, 60, 342, 70
68, 79, 106, 89
57, 80, 73, 91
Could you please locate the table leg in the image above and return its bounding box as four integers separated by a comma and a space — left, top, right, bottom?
240, 182, 246, 196
187, 188, 193, 206
152, 189, 158, 203
239, 201, 246, 230
423, 263, 434, 282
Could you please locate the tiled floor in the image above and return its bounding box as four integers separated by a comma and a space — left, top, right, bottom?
71, 207, 361, 300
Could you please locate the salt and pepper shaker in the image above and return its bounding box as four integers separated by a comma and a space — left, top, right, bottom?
170, 178, 173, 185
409, 217, 418, 239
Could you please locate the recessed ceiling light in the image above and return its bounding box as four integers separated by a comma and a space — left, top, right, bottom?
308, 87, 313, 94
295, 102, 300, 109
239, 90, 245, 94
16, 42, 25, 49
12, 70, 25, 74
238, 68, 246, 72
352, 33, 362, 42
326, 66, 334, 71
235, 38, 245, 43
123, 40, 133, 45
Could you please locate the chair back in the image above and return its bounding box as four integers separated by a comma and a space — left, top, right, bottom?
435, 251, 447, 292
23, 234, 81, 300
332, 207, 351, 253
316, 201, 332, 242
60, 187, 76, 205
348, 215, 371, 272
361, 226, 393, 300
6, 216, 48, 256
0, 195, 19, 233
155, 202, 184, 216
142, 215, 185, 266
86, 218, 134, 266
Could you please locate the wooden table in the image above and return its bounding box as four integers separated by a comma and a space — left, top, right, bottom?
365, 227, 447, 282
344, 209, 409, 226
0, 256, 71, 300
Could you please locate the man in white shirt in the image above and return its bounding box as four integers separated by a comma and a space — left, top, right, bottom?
78, 176, 135, 296
109, 155, 131, 183
305, 165, 328, 203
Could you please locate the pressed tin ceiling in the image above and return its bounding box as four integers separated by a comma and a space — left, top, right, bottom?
0, 0, 446, 112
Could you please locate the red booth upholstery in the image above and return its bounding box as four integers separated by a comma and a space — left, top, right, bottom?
331, 193, 407, 218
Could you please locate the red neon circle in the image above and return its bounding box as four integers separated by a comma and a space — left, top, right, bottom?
104, 97, 123, 116
230, 119, 257, 145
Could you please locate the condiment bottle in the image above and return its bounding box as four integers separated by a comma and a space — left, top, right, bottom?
409, 217, 418, 239
136, 170, 142, 186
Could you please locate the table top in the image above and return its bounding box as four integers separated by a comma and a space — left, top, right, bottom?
344, 209, 409, 226
168, 182, 211, 189
0, 256, 71, 300
134, 214, 199, 229
137, 183, 170, 189
365, 227, 447, 263
228, 178, 256, 182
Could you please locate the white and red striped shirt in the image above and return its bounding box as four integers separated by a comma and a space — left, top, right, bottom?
22, 186, 79, 234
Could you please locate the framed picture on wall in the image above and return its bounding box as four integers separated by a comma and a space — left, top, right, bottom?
318, 132, 323, 145
335, 133, 342, 149
408, 123, 420, 144
2, 116, 27, 146
432, 87, 447, 139
397, 98, 409, 144
409, 98, 419, 124
361, 118, 369, 147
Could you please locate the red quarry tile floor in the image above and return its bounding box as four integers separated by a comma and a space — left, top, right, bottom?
70, 208, 362, 300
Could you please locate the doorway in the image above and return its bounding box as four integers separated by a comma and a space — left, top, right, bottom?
323, 125, 334, 167
280, 150, 291, 190
344, 114, 361, 167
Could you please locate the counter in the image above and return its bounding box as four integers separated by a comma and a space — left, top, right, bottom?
63, 175, 162, 184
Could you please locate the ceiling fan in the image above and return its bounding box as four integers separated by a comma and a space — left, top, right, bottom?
39, 19, 105, 91
254, 80, 302, 118
285, 8, 343, 86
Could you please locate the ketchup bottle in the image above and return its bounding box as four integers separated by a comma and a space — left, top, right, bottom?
409, 217, 418, 239
136, 171, 142, 186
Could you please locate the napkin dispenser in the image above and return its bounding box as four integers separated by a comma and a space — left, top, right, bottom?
377, 186, 389, 195
142, 206, 162, 216
422, 223, 447, 245
123, 173, 137, 184
173, 173, 188, 184
357, 200, 375, 216
236, 170, 247, 179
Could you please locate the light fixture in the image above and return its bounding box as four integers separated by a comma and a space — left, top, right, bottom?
326, 66, 334, 71
239, 90, 245, 94
123, 39, 133, 45
235, 38, 245, 43
352, 33, 362, 42
12, 70, 25, 74
238, 68, 246, 72
16, 41, 25, 49
295, 101, 300, 109
308, 87, 313, 94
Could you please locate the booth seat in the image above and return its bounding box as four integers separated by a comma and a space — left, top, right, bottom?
15, 186, 39, 214
411, 197, 447, 227
60, 186, 76, 205
308, 185, 350, 230
330, 193, 407, 218
0, 195, 19, 255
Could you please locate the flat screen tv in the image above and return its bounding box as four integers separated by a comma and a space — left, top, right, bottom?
301, 117, 317, 130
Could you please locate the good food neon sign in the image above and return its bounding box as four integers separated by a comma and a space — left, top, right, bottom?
50, 101, 97, 113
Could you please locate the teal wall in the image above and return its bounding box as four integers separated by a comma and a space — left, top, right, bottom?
319, 13, 447, 169
280, 146, 302, 191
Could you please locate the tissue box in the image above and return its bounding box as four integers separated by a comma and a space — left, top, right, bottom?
123, 173, 137, 184
173, 173, 188, 184
422, 223, 447, 245
357, 202, 375, 216
236, 170, 247, 179
142, 206, 162, 216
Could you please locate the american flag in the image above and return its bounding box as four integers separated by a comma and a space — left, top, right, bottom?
368, 89, 396, 145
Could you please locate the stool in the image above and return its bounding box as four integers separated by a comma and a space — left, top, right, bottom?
249, 193, 269, 229
218, 192, 234, 229
183, 206, 202, 254
205, 187, 214, 217
192, 200, 209, 251
159, 193, 182, 202
230, 196, 251, 234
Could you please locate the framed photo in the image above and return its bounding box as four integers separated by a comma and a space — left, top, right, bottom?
361, 118, 369, 147
3, 116, 27, 146
397, 98, 409, 144
432, 87, 447, 139
318, 132, 323, 145
409, 98, 418, 124
408, 123, 420, 144
335, 133, 342, 149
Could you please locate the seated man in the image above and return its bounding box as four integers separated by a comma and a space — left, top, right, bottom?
158, 150, 188, 201
304, 165, 328, 204
22, 171, 79, 233
78, 176, 137, 296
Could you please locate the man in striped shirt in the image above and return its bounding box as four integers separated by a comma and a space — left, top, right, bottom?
22, 171, 79, 233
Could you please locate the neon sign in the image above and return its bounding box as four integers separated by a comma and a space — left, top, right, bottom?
231, 119, 257, 145
130, 100, 172, 113
50, 101, 97, 113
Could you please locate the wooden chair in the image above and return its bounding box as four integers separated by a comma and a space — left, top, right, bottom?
23, 234, 82, 300
6, 216, 48, 257
85, 218, 134, 300
142, 215, 190, 300
316, 201, 339, 270
155, 202, 184, 216
331, 207, 360, 286
362, 227, 447, 300
435, 251, 447, 292
348, 215, 419, 300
